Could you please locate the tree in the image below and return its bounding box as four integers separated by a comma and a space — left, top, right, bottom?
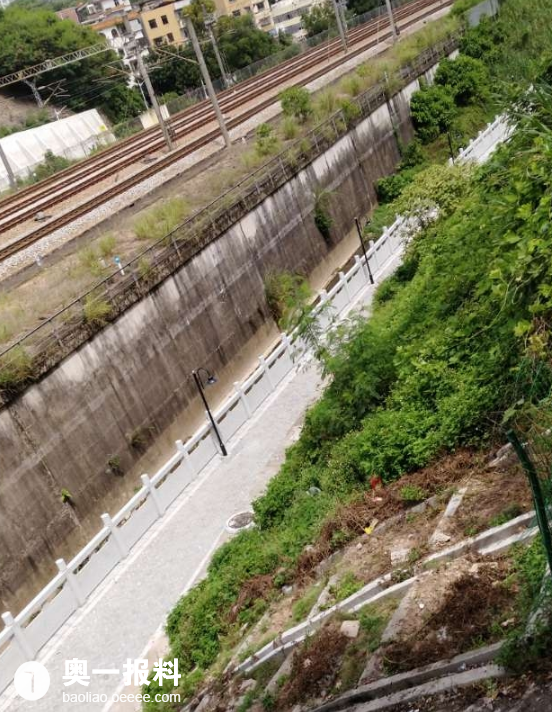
279, 86, 312, 122
409, 84, 456, 143
216, 15, 285, 70
346, 0, 380, 17
149, 15, 289, 94
302, 2, 335, 38
181, 0, 215, 35
0, 7, 142, 123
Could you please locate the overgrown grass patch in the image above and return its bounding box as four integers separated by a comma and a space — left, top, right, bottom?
134, 198, 189, 241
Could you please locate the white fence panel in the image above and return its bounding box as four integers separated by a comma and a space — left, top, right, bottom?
266, 347, 293, 387
327, 281, 349, 314
0, 641, 25, 694
187, 431, 218, 472
156, 463, 194, 511
23, 586, 76, 653
243, 370, 272, 413
73, 537, 121, 599
119, 496, 159, 552
345, 265, 365, 300
217, 396, 248, 442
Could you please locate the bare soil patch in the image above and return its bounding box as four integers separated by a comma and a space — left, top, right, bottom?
383, 557, 518, 672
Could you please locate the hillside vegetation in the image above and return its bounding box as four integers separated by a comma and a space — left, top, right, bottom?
145, 0, 552, 706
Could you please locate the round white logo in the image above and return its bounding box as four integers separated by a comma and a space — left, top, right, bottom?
14, 661, 50, 700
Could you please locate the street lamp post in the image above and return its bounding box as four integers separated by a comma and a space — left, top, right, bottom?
355, 216, 374, 284
192, 368, 228, 456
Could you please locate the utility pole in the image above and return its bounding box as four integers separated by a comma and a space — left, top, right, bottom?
135, 51, 174, 151
124, 13, 173, 151
0, 143, 16, 190
385, 0, 399, 41
204, 15, 229, 89
331, 0, 348, 52
184, 16, 231, 148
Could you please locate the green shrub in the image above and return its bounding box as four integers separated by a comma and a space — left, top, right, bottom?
338, 98, 361, 126
264, 270, 311, 328
410, 85, 456, 143
375, 172, 411, 204
30, 150, 72, 183
279, 86, 312, 122
399, 139, 425, 169
313, 188, 333, 241
400, 484, 428, 503
434, 56, 489, 106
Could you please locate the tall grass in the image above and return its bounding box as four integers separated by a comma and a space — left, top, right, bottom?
134, 198, 189, 241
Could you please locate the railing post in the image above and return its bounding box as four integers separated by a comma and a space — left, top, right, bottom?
354, 254, 369, 284
141, 474, 164, 517
234, 382, 252, 418
339, 271, 352, 302
175, 439, 196, 478
1, 612, 34, 660
100, 513, 128, 559
370, 237, 381, 271
258, 356, 275, 390
56, 558, 86, 607
281, 332, 294, 360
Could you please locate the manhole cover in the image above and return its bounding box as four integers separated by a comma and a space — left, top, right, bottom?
226, 511, 255, 532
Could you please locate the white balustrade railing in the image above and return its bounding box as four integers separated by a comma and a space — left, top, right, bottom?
0, 113, 508, 697
455, 114, 510, 165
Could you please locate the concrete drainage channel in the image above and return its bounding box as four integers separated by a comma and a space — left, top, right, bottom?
235, 509, 537, 686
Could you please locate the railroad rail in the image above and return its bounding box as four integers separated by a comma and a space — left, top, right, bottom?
0, 0, 451, 264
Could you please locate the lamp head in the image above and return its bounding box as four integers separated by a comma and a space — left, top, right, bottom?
206, 375, 217, 386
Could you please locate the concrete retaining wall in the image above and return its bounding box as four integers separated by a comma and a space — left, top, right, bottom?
0, 65, 443, 612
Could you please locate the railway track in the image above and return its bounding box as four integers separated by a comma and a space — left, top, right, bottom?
0, 0, 451, 263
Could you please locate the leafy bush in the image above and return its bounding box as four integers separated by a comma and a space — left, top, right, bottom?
375, 172, 412, 204
410, 85, 456, 143
338, 98, 361, 126
434, 56, 489, 105
279, 86, 312, 122
26, 150, 72, 184
400, 484, 428, 503
399, 139, 425, 169
313, 188, 333, 241
263, 271, 311, 328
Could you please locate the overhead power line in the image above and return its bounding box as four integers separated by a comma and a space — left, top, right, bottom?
0, 43, 111, 89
